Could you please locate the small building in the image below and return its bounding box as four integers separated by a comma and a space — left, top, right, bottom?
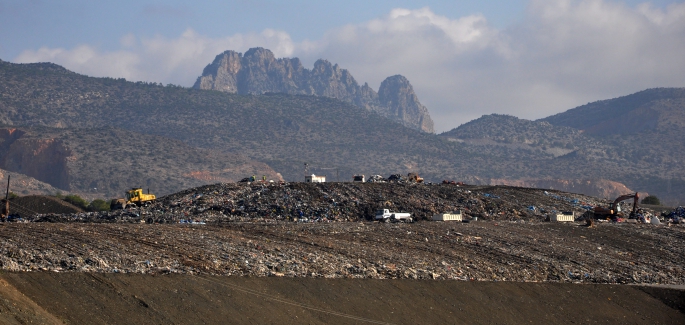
305, 174, 326, 183
432, 211, 462, 221
551, 211, 575, 222
353, 175, 365, 182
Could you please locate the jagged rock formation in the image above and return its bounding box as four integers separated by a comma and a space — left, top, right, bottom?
378, 75, 434, 134
194, 48, 434, 133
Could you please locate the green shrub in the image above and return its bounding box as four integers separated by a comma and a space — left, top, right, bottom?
88, 199, 110, 212
641, 195, 661, 205
64, 194, 88, 209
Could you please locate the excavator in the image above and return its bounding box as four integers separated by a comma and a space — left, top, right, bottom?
584, 192, 639, 226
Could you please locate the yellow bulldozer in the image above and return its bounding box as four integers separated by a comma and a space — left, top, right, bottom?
111, 188, 156, 209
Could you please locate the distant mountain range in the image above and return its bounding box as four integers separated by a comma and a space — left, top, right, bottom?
194, 48, 434, 133
0, 54, 683, 204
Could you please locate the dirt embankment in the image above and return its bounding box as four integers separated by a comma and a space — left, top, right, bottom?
0, 273, 683, 325
9, 195, 83, 216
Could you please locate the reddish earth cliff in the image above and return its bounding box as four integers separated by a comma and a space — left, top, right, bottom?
0, 128, 71, 190
485, 178, 642, 199
0, 127, 283, 197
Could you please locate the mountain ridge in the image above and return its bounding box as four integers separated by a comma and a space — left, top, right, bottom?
1, 59, 684, 204
193, 48, 434, 133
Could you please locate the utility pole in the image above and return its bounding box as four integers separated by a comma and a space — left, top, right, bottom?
304, 163, 309, 182
2, 175, 9, 220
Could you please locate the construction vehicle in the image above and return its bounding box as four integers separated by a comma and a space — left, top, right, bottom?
407, 173, 424, 183
126, 188, 156, 206
584, 192, 639, 226
375, 209, 412, 222
111, 188, 156, 209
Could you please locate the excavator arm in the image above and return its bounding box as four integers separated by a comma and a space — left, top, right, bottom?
587, 192, 639, 226
612, 193, 639, 216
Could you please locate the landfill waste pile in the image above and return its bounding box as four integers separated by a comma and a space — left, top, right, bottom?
667, 206, 685, 223
22, 182, 610, 224
0, 182, 683, 285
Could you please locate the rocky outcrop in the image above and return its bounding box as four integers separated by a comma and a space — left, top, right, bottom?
194, 48, 434, 133
378, 75, 434, 134
0, 129, 71, 190
0, 127, 283, 198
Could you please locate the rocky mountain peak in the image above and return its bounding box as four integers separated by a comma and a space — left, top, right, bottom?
196, 50, 242, 92
193, 48, 434, 133
244, 47, 274, 60
378, 75, 434, 133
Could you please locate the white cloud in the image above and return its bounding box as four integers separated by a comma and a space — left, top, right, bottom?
15, 28, 295, 86
13, 1, 685, 132
298, 1, 685, 131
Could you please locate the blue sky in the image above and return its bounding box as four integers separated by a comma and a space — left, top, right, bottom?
2, 0, 529, 57
2, 0, 684, 132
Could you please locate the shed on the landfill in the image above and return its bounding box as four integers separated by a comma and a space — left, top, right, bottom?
432, 211, 462, 221
551, 211, 574, 222
305, 174, 326, 183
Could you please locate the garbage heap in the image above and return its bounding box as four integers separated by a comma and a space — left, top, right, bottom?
27, 182, 604, 224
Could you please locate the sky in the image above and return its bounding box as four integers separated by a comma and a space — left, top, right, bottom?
2, 0, 684, 132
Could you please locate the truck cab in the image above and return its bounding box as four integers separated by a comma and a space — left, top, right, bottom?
375, 209, 412, 222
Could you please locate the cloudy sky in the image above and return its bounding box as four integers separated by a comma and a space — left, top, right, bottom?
2, 0, 684, 132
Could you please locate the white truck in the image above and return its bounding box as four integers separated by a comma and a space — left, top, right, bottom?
375, 209, 413, 222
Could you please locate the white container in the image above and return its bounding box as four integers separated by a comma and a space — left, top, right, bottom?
432, 212, 462, 221
551, 211, 574, 222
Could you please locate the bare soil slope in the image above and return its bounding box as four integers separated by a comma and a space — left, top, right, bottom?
10, 195, 83, 216
0, 277, 63, 325
1, 273, 683, 325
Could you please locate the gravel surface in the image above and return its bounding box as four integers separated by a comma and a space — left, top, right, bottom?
1, 220, 683, 285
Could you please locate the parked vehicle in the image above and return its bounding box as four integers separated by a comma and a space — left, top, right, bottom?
375, 209, 412, 222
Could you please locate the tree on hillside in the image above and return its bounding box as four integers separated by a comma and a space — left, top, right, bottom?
641, 195, 661, 205
88, 199, 110, 212
64, 194, 88, 209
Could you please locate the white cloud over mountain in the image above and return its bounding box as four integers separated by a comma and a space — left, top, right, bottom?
15, 0, 685, 132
